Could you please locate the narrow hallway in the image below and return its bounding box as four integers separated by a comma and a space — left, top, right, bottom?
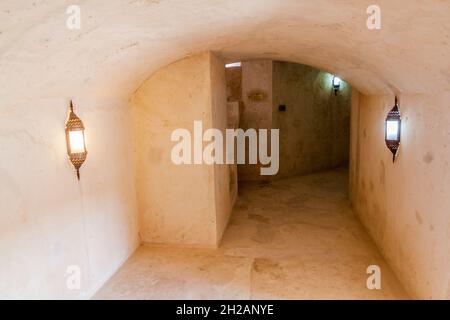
95, 168, 408, 299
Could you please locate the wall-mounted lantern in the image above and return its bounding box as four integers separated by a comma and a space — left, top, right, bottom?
65, 100, 87, 180
332, 76, 341, 95
385, 97, 401, 162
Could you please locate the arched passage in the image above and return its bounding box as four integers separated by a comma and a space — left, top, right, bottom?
0, 0, 449, 299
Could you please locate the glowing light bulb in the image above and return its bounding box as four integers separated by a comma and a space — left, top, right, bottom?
333, 76, 341, 87
69, 130, 86, 153
386, 120, 399, 141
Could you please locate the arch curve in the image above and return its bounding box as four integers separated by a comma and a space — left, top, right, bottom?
1, 0, 449, 102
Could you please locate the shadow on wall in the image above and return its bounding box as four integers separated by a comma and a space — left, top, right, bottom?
225, 60, 351, 181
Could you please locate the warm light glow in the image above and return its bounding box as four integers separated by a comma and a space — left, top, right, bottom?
69, 130, 85, 153
386, 120, 399, 140
333, 76, 341, 87
225, 62, 241, 68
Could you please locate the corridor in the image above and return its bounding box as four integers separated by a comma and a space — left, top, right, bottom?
95, 168, 408, 299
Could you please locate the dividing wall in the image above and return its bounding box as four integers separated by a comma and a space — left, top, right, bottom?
131, 51, 234, 247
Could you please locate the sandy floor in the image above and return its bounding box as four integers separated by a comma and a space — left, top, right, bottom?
94, 168, 409, 299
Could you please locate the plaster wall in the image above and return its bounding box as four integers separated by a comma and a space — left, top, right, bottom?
350, 92, 450, 299
226, 101, 240, 208
210, 53, 235, 243
236, 60, 351, 180
238, 60, 273, 181
225, 66, 242, 102
4, 0, 450, 102
0, 98, 139, 299
131, 52, 233, 247
272, 61, 351, 178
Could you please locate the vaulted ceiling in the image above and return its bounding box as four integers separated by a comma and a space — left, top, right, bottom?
1, 0, 449, 103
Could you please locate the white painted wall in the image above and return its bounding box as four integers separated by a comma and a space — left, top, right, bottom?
131, 52, 234, 247
210, 52, 235, 243
0, 98, 139, 299
350, 92, 450, 299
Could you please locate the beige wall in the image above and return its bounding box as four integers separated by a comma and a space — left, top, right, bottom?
0, 98, 139, 299
235, 60, 351, 180
350, 92, 450, 299
132, 51, 234, 247
239, 60, 273, 181
226, 101, 240, 207
225, 66, 242, 102
273, 61, 351, 178
210, 53, 235, 243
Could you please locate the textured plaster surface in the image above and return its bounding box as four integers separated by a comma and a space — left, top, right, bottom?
0, 98, 139, 299
131, 52, 233, 247
272, 61, 351, 178
225, 66, 242, 102
2, 0, 450, 103
95, 168, 408, 299
210, 52, 235, 243
227, 101, 240, 208
238, 60, 273, 181
231, 60, 351, 180
350, 92, 450, 299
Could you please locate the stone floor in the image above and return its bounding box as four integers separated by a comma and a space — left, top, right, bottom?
94, 168, 409, 299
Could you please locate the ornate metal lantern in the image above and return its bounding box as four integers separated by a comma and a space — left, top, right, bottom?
385, 97, 401, 162
65, 100, 87, 180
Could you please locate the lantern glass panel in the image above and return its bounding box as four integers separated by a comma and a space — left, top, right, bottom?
386, 120, 399, 141
333, 76, 341, 87
69, 130, 85, 153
